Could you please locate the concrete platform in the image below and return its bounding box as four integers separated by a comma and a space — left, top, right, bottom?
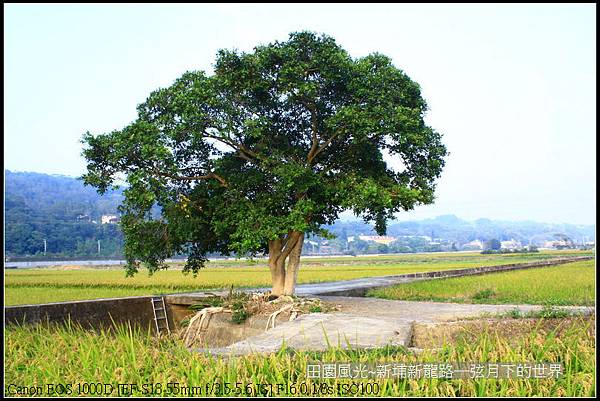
206, 312, 414, 355
198, 297, 595, 356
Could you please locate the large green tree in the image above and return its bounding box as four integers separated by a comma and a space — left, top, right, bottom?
81, 32, 447, 295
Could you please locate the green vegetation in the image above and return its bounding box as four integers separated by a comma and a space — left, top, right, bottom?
4, 287, 157, 306
368, 259, 595, 306
501, 306, 574, 319
472, 288, 495, 301
4, 317, 595, 397
229, 293, 252, 324
481, 246, 538, 254
231, 309, 250, 325
189, 296, 225, 310
5, 171, 126, 258
5, 251, 590, 305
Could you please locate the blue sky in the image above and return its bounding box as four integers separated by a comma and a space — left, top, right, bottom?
4, 4, 596, 225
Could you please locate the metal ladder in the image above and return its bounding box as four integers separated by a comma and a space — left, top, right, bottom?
151, 296, 171, 334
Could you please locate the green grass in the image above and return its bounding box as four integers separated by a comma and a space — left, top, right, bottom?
368, 259, 596, 306
4, 317, 595, 397
4, 250, 592, 305
501, 305, 576, 319
4, 287, 161, 306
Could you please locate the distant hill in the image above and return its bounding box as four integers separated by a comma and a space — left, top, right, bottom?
328, 215, 595, 246
5, 170, 125, 258
4, 170, 595, 258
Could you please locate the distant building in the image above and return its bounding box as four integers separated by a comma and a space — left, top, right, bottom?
357, 235, 396, 245
542, 240, 570, 249
399, 235, 432, 242
315, 240, 336, 254
101, 214, 120, 224
76, 214, 91, 222
501, 239, 522, 250
462, 239, 483, 250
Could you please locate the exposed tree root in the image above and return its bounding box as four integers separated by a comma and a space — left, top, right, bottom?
265, 304, 294, 331
182, 292, 340, 346
183, 306, 232, 347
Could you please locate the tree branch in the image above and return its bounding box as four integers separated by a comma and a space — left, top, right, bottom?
277, 231, 301, 264
155, 169, 229, 187
203, 133, 261, 164
304, 102, 320, 163
308, 132, 341, 165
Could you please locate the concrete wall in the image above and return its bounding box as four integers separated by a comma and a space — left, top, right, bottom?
4, 296, 166, 333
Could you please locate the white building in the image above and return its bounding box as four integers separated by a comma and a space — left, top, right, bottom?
501, 239, 522, 250
358, 235, 396, 245
101, 214, 120, 224
462, 239, 483, 250
347, 235, 397, 245
542, 240, 570, 249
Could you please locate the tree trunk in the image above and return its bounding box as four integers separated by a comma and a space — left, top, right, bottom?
284, 232, 304, 295
268, 239, 285, 296
267, 232, 305, 296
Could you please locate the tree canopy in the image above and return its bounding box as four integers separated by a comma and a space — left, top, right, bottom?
81, 31, 447, 294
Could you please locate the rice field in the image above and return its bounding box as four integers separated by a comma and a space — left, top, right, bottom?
4, 317, 595, 397
4, 250, 596, 397
5, 250, 592, 305
368, 259, 596, 306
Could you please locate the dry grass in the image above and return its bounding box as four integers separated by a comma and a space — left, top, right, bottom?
411, 316, 596, 349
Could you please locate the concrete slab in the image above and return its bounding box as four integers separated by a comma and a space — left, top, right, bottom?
204, 312, 414, 355
196, 297, 594, 356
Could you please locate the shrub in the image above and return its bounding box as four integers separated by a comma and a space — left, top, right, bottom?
472, 288, 495, 300
231, 309, 250, 324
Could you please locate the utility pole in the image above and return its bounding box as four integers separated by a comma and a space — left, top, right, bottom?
43, 239, 47, 255
98, 240, 101, 254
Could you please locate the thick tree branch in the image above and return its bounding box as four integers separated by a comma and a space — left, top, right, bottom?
304, 102, 320, 163
308, 132, 341, 165
155, 169, 229, 187
277, 231, 302, 264
203, 133, 261, 164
